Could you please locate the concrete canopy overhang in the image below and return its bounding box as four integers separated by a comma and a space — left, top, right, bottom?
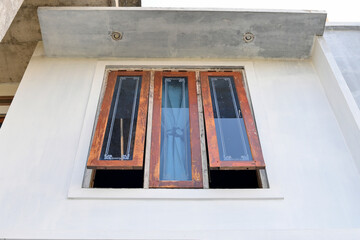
38, 7, 327, 59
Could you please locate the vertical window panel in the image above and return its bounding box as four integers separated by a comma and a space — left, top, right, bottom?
150, 71, 202, 188
201, 71, 265, 170
160, 77, 192, 181
101, 76, 141, 161
87, 71, 150, 169
209, 76, 252, 161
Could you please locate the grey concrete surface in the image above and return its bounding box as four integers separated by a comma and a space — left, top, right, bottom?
38, 8, 326, 59
0, 42, 37, 83
324, 28, 360, 108
0, 0, 140, 83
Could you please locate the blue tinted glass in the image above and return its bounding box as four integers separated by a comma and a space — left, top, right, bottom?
100, 76, 141, 161
160, 77, 192, 181
209, 76, 252, 161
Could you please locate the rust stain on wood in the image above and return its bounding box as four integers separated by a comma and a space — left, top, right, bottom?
234, 72, 265, 169
149, 71, 163, 187
200, 71, 265, 170
87, 71, 150, 169
149, 71, 203, 188
200, 72, 221, 169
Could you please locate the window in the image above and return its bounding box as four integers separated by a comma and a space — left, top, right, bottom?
87, 69, 266, 189
87, 71, 150, 169
149, 71, 203, 188
201, 72, 265, 170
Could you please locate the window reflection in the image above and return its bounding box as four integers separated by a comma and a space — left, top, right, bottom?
160, 77, 192, 181
209, 76, 252, 161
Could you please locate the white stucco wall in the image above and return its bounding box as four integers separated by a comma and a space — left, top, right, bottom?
0, 0, 23, 41
313, 37, 360, 175
0, 43, 360, 239
323, 28, 360, 108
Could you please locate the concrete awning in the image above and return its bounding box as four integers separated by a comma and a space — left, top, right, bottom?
38, 7, 327, 59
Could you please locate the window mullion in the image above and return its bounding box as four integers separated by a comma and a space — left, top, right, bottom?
195, 71, 209, 189
143, 71, 155, 189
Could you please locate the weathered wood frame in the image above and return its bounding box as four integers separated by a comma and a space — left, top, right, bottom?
149, 71, 203, 188
87, 71, 150, 169
201, 71, 265, 170
0, 96, 13, 106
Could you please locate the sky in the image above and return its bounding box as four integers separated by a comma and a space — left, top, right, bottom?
142, 0, 360, 22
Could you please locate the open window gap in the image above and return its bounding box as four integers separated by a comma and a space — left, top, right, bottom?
209, 170, 260, 189
93, 169, 144, 188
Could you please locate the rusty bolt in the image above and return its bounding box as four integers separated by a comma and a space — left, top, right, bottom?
111, 31, 123, 41
243, 32, 254, 43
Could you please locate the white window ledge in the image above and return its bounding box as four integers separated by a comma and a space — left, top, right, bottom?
68, 188, 283, 200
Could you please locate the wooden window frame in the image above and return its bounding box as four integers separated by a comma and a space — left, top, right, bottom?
0, 96, 13, 128
201, 71, 265, 170
0, 96, 13, 106
87, 71, 150, 169
149, 71, 203, 188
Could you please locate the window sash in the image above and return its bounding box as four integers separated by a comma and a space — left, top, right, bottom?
201, 71, 265, 170
149, 71, 203, 188
87, 71, 150, 169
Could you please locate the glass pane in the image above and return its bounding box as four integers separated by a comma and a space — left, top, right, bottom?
209, 76, 252, 161
100, 76, 141, 160
160, 77, 192, 181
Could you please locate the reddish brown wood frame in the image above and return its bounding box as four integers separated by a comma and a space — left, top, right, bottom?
0, 96, 13, 126
0, 96, 13, 106
201, 71, 265, 170
87, 71, 150, 169
149, 71, 203, 188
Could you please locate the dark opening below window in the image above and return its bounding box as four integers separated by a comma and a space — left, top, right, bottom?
93, 170, 144, 188
209, 170, 259, 188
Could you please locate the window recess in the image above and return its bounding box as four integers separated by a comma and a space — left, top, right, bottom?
85, 69, 267, 189
201, 71, 265, 170
87, 71, 150, 169
149, 71, 203, 188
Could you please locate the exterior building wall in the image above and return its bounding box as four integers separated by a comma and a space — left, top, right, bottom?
324, 28, 360, 108
0, 0, 24, 41
0, 42, 360, 239
313, 37, 360, 175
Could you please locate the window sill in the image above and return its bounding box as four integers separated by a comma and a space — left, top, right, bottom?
68, 187, 283, 200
